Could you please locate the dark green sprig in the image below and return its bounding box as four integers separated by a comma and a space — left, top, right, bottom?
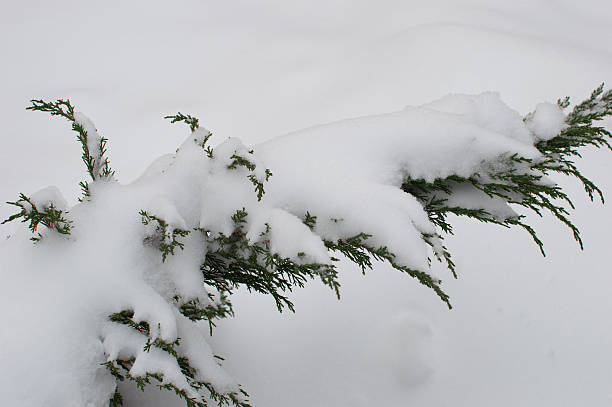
537, 83, 612, 202
106, 308, 251, 407
178, 293, 234, 336
228, 153, 273, 201
303, 212, 317, 230
422, 233, 456, 278
140, 210, 190, 261
108, 387, 123, 407
402, 158, 568, 259
564, 83, 612, 126
165, 112, 215, 157
178, 295, 234, 323
402, 84, 612, 275
247, 169, 273, 201
201, 209, 340, 312
109, 310, 151, 335
227, 154, 256, 171
79, 181, 91, 202
103, 358, 251, 407
323, 232, 452, 308
27, 99, 114, 183
2, 193, 71, 241
110, 310, 181, 357
165, 112, 201, 132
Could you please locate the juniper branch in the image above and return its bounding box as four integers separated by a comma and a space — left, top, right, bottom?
402, 84, 612, 274
27, 99, 114, 183
165, 112, 201, 132
2, 193, 71, 241
106, 309, 251, 407
140, 210, 190, 262
201, 209, 340, 313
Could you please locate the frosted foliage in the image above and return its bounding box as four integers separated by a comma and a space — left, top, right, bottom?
0, 92, 564, 406
144, 196, 188, 230
74, 111, 105, 176
438, 183, 518, 221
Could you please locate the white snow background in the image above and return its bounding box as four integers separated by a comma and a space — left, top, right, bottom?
1, 1, 611, 406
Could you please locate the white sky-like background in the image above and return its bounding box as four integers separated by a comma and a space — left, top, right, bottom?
1, 1, 611, 406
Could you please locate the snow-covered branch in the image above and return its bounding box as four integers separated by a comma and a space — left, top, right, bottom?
1, 86, 610, 406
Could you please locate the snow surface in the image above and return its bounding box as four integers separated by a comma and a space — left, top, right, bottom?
1, 1, 611, 407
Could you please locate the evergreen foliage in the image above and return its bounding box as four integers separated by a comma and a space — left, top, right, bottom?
178, 293, 234, 336
105, 310, 251, 407
402, 84, 612, 270
2, 192, 71, 241
2, 85, 610, 406
141, 210, 190, 262
227, 154, 273, 201
27, 99, 115, 199
201, 208, 340, 313
165, 112, 202, 133
322, 231, 452, 306
164, 113, 214, 156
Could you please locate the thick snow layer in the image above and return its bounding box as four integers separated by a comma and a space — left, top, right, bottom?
421, 92, 534, 145
525, 102, 568, 142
